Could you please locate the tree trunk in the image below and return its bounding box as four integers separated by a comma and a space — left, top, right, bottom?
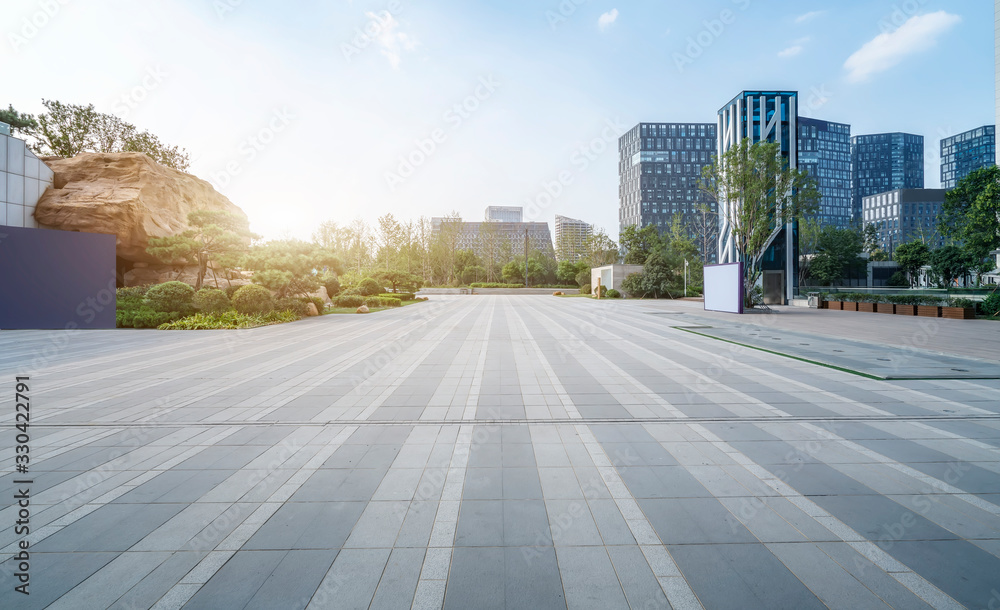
196, 255, 207, 291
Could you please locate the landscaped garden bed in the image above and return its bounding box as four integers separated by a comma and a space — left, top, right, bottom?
818, 292, 979, 320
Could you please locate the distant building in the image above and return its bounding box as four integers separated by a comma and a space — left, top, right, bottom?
717, 90, 799, 304
851, 132, 923, 222
618, 122, 717, 261
2, 128, 55, 228
940, 125, 995, 189
797, 117, 852, 228
861, 188, 948, 255
431, 209, 554, 260
554, 215, 592, 262
485, 206, 523, 223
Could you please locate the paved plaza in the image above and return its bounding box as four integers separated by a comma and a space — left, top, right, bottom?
1, 295, 999, 609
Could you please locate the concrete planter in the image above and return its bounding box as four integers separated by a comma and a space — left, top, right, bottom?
894, 305, 917, 316
941, 307, 976, 320
875, 303, 895, 314
917, 306, 941, 318
858, 302, 875, 313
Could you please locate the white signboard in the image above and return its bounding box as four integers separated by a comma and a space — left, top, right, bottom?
703, 262, 744, 314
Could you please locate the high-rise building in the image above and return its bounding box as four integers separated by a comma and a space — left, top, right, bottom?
797, 117, 852, 228
940, 125, 996, 189
485, 206, 523, 223
554, 215, 593, 262
617, 122, 717, 260
717, 91, 798, 303
851, 132, 923, 221
996, 0, 999, 164
862, 188, 948, 255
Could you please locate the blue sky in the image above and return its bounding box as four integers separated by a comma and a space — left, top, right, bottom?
2, 0, 994, 241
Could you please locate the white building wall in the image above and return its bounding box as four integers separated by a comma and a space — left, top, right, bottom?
1, 133, 54, 229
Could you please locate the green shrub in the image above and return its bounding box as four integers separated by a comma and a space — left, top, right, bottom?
275, 297, 310, 316
145, 281, 195, 313
579, 283, 591, 295
379, 292, 415, 301
232, 284, 274, 314
304, 296, 325, 313
575, 270, 590, 288
887, 271, 909, 287
224, 284, 245, 299
335, 295, 364, 308
981, 293, 1000, 317
320, 274, 341, 297
357, 277, 382, 296
116, 286, 149, 300
193, 288, 231, 313
132, 309, 182, 328
158, 310, 300, 330
606, 289, 621, 299
949, 297, 975, 309
594, 285, 607, 298
364, 296, 401, 308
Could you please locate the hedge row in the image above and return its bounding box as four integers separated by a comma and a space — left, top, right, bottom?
821, 292, 975, 309
469, 283, 524, 288
158, 311, 300, 330
334, 295, 403, 308
378, 292, 415, 301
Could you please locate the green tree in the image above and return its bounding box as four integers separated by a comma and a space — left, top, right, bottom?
894, 240, 931, 287
376, 213, 401, 271
557, 260, 588, 285
461, 265, 486, 285
0, 104, 38, 135
797, 218, 822, 286
147, 210, 255, 290
243, 240, 344, 298
939, 166, 1000, 262
33, 99, 190, 169
699, 138, 820, 300
809, 227, 864, 286
374, 269, 422, 293
584, 229, 619, 267
929, 245, 974, 288
619, 224, 662, 264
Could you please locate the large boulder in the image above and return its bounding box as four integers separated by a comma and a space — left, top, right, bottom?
34, 152, 247, 265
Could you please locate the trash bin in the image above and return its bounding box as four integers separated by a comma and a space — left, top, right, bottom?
807, 292, 819, 308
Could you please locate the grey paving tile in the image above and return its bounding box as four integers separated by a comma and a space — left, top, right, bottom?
504, 547, 566, 609
0, 552, 118, 610
34, 503, 186, 552
814, 542, 934, 610
555, 546, 629, 609
887, 540, 1000, 609
464, 468, 503, 500
244, 501, 366, 550
243, 550, 338, 610
444, 547, 505, 610
812, 494, 960, 543
455, 500, 504, 546
502, 467, 543, 499
311, 548, 391, 609
640, 498, 757, 544
670, 543, 826, 610
184, 549, 284, 609
618, 466, 711, 499
369, 548, 423, 610
606, 545, 671, 610
503, 499, 550, 546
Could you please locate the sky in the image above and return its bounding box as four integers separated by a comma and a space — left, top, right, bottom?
2, 0, 995, 241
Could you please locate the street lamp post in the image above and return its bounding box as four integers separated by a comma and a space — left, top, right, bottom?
684, 259, 689, 297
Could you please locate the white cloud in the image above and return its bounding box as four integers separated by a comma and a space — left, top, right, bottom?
795, 11, 825, 24
843, 11, 961, 82
778, 45, 803, 58
598, 9, 618, 30
366, 11, 417, 69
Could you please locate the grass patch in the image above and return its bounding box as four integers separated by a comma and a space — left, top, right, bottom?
323, 299, 426, 315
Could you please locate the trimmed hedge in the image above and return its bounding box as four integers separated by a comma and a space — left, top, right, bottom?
365, 296, 401, 308
117, 308, 184, 329
335, 295, 364, 308
379, 292, 415, 301
606, 289, 621, 299
232, 284, 274, 314
821, 292, 967, 308
469, 283, 524, 288
275, 297, 310, 317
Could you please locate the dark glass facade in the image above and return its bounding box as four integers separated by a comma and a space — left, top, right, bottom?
851, 132, 923, 222
797, 117, 851, 228
618, 122, 717, 261
941, 125, 995, 189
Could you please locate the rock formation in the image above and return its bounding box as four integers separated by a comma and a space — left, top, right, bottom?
34, 152, 249, 286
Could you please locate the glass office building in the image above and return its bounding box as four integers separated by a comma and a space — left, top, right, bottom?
717, 90, 799, 303
851, 132, 923, 222
941, 125, 995, 189
797, 117, 851, 228
618, 122, 718, 261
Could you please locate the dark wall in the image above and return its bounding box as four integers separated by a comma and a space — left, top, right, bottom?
0, 226, 116, 329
